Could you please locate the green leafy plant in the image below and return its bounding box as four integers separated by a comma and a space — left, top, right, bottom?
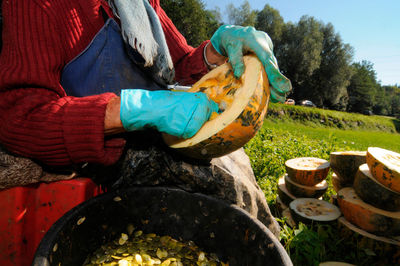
244, 106, 400, 265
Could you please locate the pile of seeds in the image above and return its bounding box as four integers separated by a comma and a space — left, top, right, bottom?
84, 224, 228, 266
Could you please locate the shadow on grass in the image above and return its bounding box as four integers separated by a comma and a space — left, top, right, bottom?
393, 118, 400, 133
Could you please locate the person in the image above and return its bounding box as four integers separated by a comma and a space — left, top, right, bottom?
0, 0, 291, 235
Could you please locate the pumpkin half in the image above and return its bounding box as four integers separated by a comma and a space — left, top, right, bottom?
285, 157, 330, 186
278, 176, 297, 206
338, 187, 400, 236
353, 163, 400, 212
289, 198, 341, 225
331, 173, 350, 193
366, 147, 400, 193
284, 174, 328, 199
330, 151, 366, 185
163, 55, 270, 159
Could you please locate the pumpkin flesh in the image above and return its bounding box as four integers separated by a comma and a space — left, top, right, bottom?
366, 147, 400, 193
285, 157, 330, 186
163, 55, 270, 159
338, 187, 400, 236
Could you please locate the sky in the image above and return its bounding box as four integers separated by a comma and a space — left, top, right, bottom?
202, 0, 400, 86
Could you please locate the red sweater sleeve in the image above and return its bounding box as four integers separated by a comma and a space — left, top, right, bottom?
150, 0, 210, 85
0, 0, 125, 166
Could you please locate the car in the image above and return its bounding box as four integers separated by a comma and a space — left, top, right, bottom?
300, 100, 316, 107
284, 98, 295, 105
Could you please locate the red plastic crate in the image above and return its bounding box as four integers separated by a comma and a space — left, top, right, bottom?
0, 178, 102, 266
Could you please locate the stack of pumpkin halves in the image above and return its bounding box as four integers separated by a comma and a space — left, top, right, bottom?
277, 157, 341, 225
331, 147, 400, 238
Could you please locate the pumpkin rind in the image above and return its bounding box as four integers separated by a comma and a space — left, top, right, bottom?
284, 174, 328, 198
330, 151, 366, 185
278, 176, 296, 206
285, 157, 330, 186
366, 147, 400, 193
353, 164, 400, 212
331, 173, 350, 193
337, 187, 400, 236
163, 55, 270, 159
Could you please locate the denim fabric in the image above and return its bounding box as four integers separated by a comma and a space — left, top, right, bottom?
61, 19, 163, 97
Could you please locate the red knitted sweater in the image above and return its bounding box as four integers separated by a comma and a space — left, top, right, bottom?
0, 0, 210, 166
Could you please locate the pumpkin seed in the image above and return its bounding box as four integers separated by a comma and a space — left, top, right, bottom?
126, 224, 135, 235
134, 254, 142, 264
84, 226, 228, 266
113, 196, 122, 202
117, 259, 128, 266
134, 230, 143, 237
77, 217, 86, 225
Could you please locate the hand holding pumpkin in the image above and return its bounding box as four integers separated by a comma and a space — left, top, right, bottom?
210, 25, 292, 103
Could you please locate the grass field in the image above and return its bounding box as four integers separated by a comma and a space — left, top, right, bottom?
267, 103, 400, 134
244, 104, 400, 265
264, 119, 400, 152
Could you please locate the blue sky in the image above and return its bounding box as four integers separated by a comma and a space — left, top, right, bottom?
202, 0, 400, 86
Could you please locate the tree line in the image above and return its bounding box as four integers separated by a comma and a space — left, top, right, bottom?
161, 0, 400, 117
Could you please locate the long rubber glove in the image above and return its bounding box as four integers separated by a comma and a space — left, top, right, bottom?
120, 89, 219, 139
210, 25, 292, 103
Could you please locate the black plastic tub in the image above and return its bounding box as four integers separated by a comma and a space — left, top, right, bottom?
33, 187, 292, 266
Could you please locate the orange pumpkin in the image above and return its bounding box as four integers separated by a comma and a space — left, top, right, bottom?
353, 164, 400, 212
366, 147, 400, 193
285, 157, 330, 186
337, 187, 400, 236
284, 174, 328, 198
163, 55, 270, 159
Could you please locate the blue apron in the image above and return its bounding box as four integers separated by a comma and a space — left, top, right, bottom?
61, 18, 164, 97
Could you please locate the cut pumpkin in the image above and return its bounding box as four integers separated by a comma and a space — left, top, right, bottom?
284, 174, 328, 198
337, 187, 400, 236
366, 147, 400, 193
331, 173, 350, 193
353, 164, 400, 212
163, 55, 270, 159
330, 151, 366, 185
278, 176, 297, 206
285, 157, 330, 186
289, 198, 341, 225
275, 195, 288, 214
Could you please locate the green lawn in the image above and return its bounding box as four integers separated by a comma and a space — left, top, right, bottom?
263, 119, 400, 152
244, 110, 400, 266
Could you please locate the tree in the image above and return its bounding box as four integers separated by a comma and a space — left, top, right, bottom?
306, 23, 354, 110
347, 61, 379, 113
204, 9, 222, 39
378, 85, 400, 116
226, 1, 257, 27
255, 4, 285, 49
278, 16, 324, 102
373, 86, 391, 115
391, 90, 400, 117
160, 0, 221, 46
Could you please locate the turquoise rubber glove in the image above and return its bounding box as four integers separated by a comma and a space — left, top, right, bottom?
210, 25, 292, 103
120, 89, 219, 139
